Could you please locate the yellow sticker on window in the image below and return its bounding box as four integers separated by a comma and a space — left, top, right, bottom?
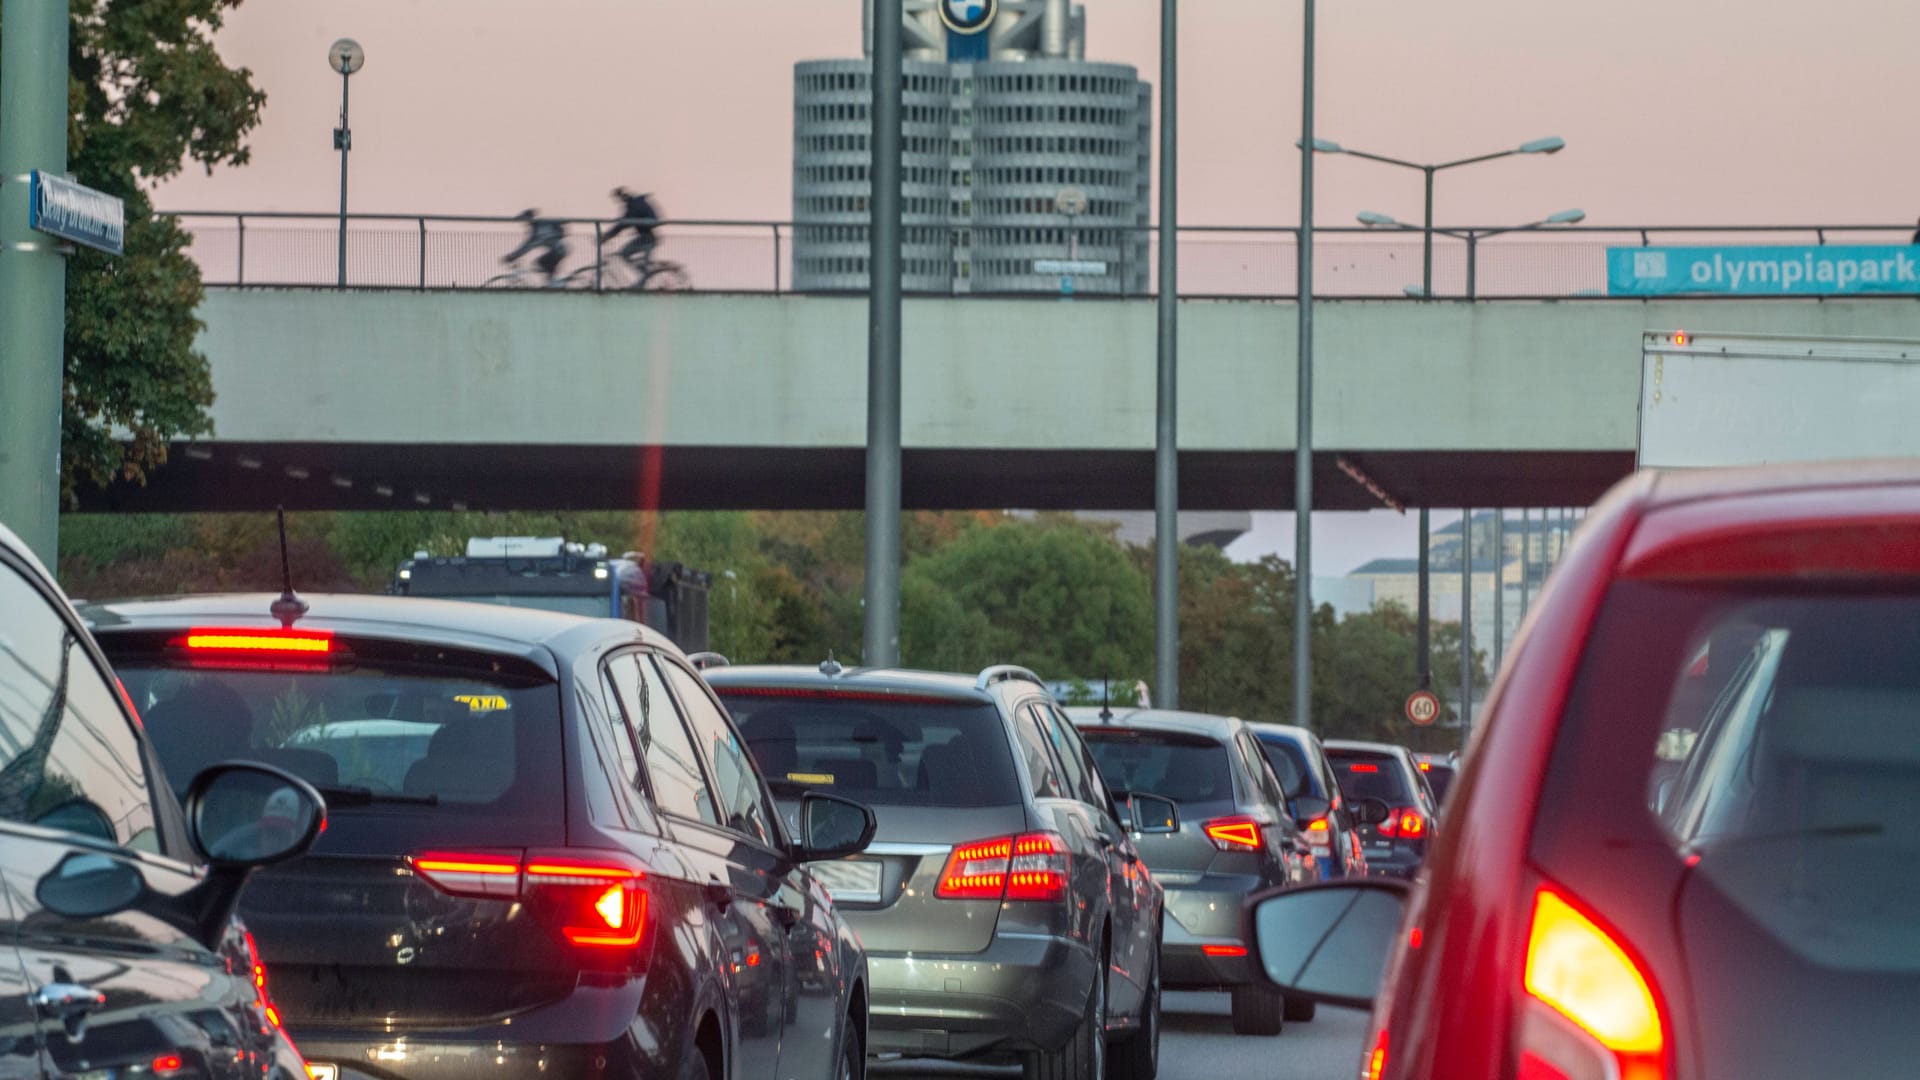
786, 772, 836, 785
454, 694, 509, 712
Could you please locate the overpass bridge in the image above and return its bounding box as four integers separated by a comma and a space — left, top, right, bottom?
75, 286, 1920, 515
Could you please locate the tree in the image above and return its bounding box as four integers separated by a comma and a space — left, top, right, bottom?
8, 0, 268, 501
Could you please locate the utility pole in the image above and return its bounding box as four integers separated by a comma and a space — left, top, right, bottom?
1292, 0, 1317, 731
0, 0, 72, 565
1153, 0, 1180, 707
861, 0, 904, 666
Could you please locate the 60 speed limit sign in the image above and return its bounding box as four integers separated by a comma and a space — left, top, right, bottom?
1405, 689, 1442, 727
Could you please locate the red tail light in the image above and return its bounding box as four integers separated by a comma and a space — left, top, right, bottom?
1204, 816, 1263, 851
1304, 818, 1330, 833
411, 849, 650, 953
1346, 762, 1380, 773
1519, 886, 1666, 1080
936, 833, 1069, 902
1200, 944, 1248, 957
1363, 1028, 1388, 1080
174, 627, 339, 669
1376, 810, 1425, 839
1418, 761, 1432, 772
151, 1055, 185, 1074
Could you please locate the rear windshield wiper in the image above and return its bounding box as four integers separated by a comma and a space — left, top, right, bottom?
312, 785, 440, 808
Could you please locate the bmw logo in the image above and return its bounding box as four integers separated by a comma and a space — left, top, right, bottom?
940, 0, 998, 34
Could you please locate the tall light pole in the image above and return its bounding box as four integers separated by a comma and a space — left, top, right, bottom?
1358, 208, 1586, 298
0, 0, 71, 565
329, 39, 364, 288
1153, 0, 1180, 707
1307, 134, 1564, 695
1292, 0, 1317, 731
862, 0, 904, 666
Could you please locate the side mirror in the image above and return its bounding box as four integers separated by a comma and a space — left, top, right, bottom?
1125, 793, 1180, 835
796, 792, 876, 862
36, 852, 145, 919
1249, 878, 1410, 1008
1290, 795, 1332, 823
186, 762, 327, 867
1351, 797, 1393, 827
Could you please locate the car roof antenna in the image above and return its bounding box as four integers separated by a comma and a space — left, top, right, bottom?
1099, 677, 1114, 723
269, 505, 310, 627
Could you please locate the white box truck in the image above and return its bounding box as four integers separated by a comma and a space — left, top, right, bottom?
1639, 330, 1920, 469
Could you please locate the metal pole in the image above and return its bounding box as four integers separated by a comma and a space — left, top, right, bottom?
1519, 507, 1532, 617
861, 0, 904, 667
0, 0, 71, 566
1153, 0, 1180, 708
1466, 232, 1478, 300
1416, 508, 1431, 688
1493, 508, 1505, 671
336, 70, 350, 287
1292, 0, 1316, 731
1421, 166, 1434, 296
1459, 507, 1472, 738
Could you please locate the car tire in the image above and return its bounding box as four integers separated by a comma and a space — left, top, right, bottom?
1025, 947, 1107, 1080
1230, 984, 1284, 1037
679, 1036, 717, 1080
1106, 956, 1159, 1080
838, 1012, 864, 1080
1283, 994, 1317, 1023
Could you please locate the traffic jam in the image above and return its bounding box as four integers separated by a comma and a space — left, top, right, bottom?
6, 330, 1920, 1078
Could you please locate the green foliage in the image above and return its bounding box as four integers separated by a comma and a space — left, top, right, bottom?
2, 0, 268, 500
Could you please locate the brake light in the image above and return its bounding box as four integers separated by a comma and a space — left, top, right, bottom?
411, 850, 650, 953
152, 1054, 184, 1074
1204, 816, 1262, 851
1347, 763, 1380, 773
1376, 810, 1425, 839
1418, 761, 1432, 771
1305, 818, 1330, 833
1201, 944, 1248, 957
936, 833, 1069, 901
179, 629, 333, 654
1363, 1029, 1388, 1080
1520, 886, 1665, 1080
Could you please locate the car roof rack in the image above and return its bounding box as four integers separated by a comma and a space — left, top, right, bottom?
688, 652, 730, 671
976, 664, 1046, 691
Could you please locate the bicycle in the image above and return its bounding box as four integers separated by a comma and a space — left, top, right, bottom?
563, 246, 692, 291
483, 251, 571, 289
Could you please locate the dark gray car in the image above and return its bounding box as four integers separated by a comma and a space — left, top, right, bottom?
1322, 740, 1442, 880
1071, 708, 1318, 1035
706, 663, 1165, 1080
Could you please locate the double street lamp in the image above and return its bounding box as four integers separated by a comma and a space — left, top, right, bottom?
1306, 135, 1565, 297
1357, 207, 1586, 298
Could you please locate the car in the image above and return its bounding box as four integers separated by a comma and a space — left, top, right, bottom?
1321, 740, 1441, 880
704, 662, 1164, 1080
0, 523, 320, 1079
84, 592, 877, 1080
1070, 708, 1328, 1035
1411, 752, 1459, 805
1246, 460, 1920, 1080
1247, 722, 1372, 881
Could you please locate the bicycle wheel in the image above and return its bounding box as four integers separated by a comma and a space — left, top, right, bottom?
594, 257, 642, 292
483, 268, 531, 288
641, 262, 692, 291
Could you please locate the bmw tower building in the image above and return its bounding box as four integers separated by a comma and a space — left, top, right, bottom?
792, 0, 1152, 295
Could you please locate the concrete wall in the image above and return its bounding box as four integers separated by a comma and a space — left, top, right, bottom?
199, 290, 1920, 453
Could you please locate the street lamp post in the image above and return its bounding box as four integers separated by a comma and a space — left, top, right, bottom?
1153, 0, 1179, 707
863, 0, 904, 667
1357, 209, 1585, 298
1293, 0, 1317, 732
328, 39, 364, 288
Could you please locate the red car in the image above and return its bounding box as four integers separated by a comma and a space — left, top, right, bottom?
1247, 461, 1920, 1080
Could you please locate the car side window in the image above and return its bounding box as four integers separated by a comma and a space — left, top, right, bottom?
1012, 703, 1066, 799
607, 652, 720, 826
658, 659, 775, 847
1043, 705, 1114, 814
1241, 733, 1289, 812
0, 564, 159, 852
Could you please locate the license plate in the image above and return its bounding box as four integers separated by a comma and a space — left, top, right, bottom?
812, 858, 884, 903
308, 1065, 340, 1080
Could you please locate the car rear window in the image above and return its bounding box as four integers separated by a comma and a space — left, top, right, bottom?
1081, 729, 1235, 807
1420, 761, 1456, 802
1568, 587, 1920, 973
1326, 751, 1415, 805
717, 692, 1022, 808
113, 661, 562, 817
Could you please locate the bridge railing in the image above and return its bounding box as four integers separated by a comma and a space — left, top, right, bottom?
163, 212, 1915, 298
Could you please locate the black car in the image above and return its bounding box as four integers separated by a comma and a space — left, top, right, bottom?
1247, 722, 1371, 881
0, 524, 321, 1079
85, 593, 876, 1080
1413, 751, 1459, 805
1321, 740, 1442, 880
1070, 708, 1324, 1036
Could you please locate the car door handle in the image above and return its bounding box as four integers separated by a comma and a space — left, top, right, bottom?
704, 878, 735, 910
32, 983, 106, 1040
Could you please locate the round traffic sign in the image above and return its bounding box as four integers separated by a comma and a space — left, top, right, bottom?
1405, 689, 1441, 727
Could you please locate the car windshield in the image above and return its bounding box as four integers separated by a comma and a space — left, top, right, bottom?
1081, 729, 1234, 807
1327, 751, 1414, 805
114, 662, 563, 815
717, 692, 1022, 807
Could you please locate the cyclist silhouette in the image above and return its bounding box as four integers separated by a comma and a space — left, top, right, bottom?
501, 209, 569, 285
606, 188, 661, 273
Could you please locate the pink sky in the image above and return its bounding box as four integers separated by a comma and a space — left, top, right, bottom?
156, 0, 1920, 229
150, 0, 1919, 574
